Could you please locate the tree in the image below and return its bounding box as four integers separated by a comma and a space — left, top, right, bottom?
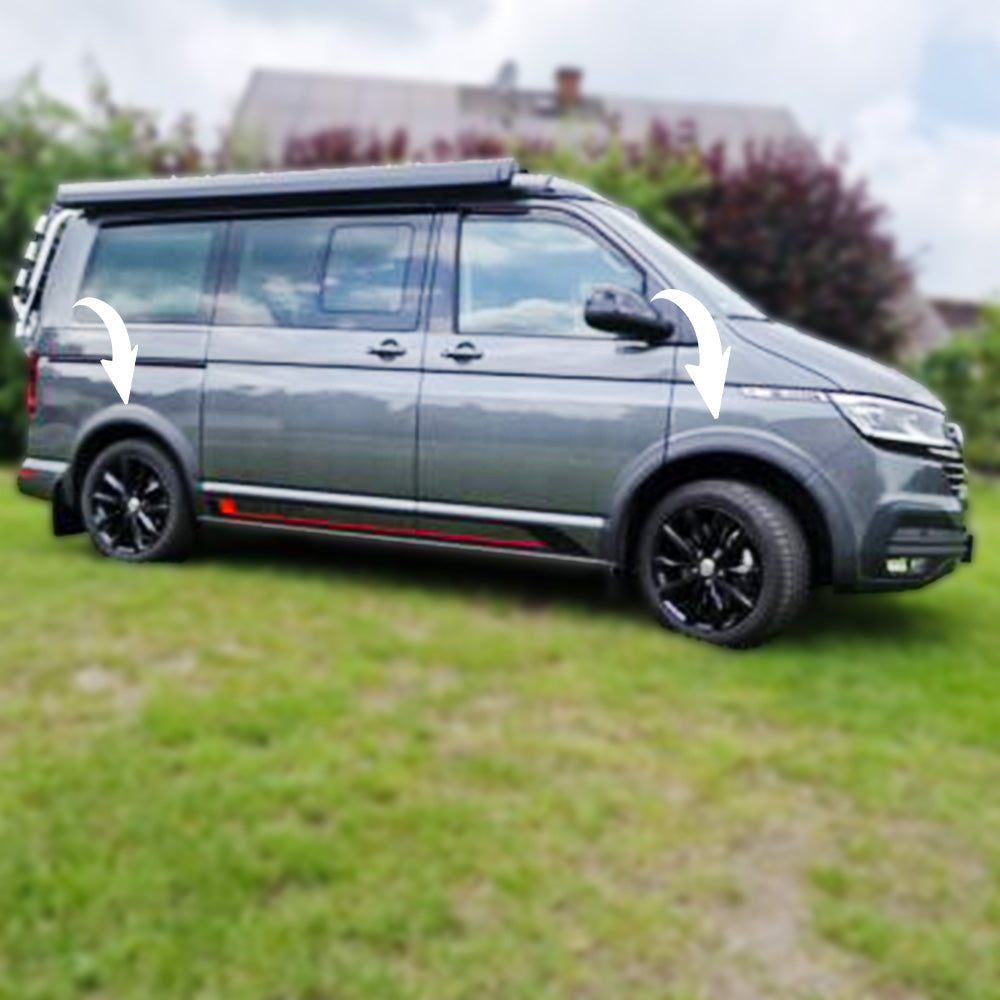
914, 306, 1000, 471
516, 132, 706, 250
283, 127, 508, 169
678, 140, 911, 359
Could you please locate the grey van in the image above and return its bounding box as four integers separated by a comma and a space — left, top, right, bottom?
12, 158, 972, 647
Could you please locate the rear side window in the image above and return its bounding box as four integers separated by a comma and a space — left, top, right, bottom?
323, 225, 413, 312
80, 222, 220, 324
217, 216, 427, 331
459, 215, 643, 337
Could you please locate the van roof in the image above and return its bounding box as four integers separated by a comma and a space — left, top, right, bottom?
56, 158, 604, 212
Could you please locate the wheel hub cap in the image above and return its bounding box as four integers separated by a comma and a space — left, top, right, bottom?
651, 504, 764, 632
88, 454, 171, 557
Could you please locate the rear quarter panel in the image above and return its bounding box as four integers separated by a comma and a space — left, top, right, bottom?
28, 217, 206, 477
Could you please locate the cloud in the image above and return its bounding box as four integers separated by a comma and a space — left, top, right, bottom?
212, 0, 491, 36
845, 96, 1000, 299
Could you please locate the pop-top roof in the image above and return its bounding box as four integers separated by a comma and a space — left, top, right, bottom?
57, 157, 522, 210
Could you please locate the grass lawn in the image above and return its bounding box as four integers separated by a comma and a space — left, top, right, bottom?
1, 472, 999, 1000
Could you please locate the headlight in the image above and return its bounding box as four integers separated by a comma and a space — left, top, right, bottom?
830, 393, 950, 449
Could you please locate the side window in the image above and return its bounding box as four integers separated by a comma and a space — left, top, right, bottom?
458, 216, 643, 337
217, 216, 425, 331
80, 222, 220, 324
323, 225, 413, 312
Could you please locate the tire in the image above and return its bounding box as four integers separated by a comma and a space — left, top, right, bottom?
81, 438, 195, 563
636, 479, 810, 648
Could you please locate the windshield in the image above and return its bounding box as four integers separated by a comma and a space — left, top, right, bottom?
594, 204, 768, 321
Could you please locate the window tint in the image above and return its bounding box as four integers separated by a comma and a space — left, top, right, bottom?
218, 216, 420, 329
459, 216, 643, 336
81, 222, 219, 324
323, 225, 413, 312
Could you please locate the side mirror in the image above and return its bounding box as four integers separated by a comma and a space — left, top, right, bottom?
584, 285, 674, 341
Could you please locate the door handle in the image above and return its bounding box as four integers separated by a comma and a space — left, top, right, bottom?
367, 338, 407, 360
442, 341, 484, 362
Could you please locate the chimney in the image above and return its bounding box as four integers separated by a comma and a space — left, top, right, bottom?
555, 66, 582, 110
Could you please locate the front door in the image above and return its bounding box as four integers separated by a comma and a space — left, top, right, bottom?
417, 208, 673, 557
201, 211, 432, 534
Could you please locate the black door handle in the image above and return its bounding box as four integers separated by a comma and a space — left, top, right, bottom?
367, 338, 407, 360
442, 341, 484, 362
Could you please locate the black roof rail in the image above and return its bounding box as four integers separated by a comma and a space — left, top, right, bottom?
57, 158, 521, 210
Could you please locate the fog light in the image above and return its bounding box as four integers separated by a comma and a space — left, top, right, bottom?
885, 557, 930, 576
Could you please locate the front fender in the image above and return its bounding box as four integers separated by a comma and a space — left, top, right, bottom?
604, 422, 859, 583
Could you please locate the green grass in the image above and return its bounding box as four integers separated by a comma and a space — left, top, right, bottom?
1, 473, 999, 1000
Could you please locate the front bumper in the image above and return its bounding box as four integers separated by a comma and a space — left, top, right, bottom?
851, 491, 972, 592
826, 426, 973, 593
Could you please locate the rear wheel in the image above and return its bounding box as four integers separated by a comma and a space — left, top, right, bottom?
81, 439, 194, 562
636, 479, 809, 648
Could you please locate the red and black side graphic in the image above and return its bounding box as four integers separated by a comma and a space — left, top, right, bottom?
205, 492, 588, 556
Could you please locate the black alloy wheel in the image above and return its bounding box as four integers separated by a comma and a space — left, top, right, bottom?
637, 480, 810, 648
652, 504, 763, 633
81, 439, 194, 562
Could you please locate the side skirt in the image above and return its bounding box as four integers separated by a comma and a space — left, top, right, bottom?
199, 515, 611, 568
199, 481, 607, 562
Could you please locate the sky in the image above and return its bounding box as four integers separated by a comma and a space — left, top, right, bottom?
3, 0, 999, 301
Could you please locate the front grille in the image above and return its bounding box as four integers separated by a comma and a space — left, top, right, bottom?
929, 444, 968, 502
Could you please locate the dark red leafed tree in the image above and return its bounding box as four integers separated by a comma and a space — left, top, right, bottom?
283, 128, 507, 169
675, 140, 911, 359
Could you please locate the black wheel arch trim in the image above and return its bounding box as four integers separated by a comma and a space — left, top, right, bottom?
65, 405, 200, 515
604, 429, 856, 586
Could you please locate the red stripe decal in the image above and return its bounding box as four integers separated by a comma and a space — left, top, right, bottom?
215, 498, 547, 550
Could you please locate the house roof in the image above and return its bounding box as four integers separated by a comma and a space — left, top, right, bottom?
890, 286, 952, 358
930, 297, 984, 334
232, 68, 810, 164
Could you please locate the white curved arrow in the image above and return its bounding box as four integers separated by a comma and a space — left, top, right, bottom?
652, 288, 731, 419
74, 297, 138, 405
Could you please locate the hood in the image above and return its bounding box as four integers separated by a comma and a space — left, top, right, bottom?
725, 318, 944, 411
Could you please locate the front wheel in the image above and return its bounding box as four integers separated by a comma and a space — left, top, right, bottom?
636, 480, 810, 648
81, 438, 194, 562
